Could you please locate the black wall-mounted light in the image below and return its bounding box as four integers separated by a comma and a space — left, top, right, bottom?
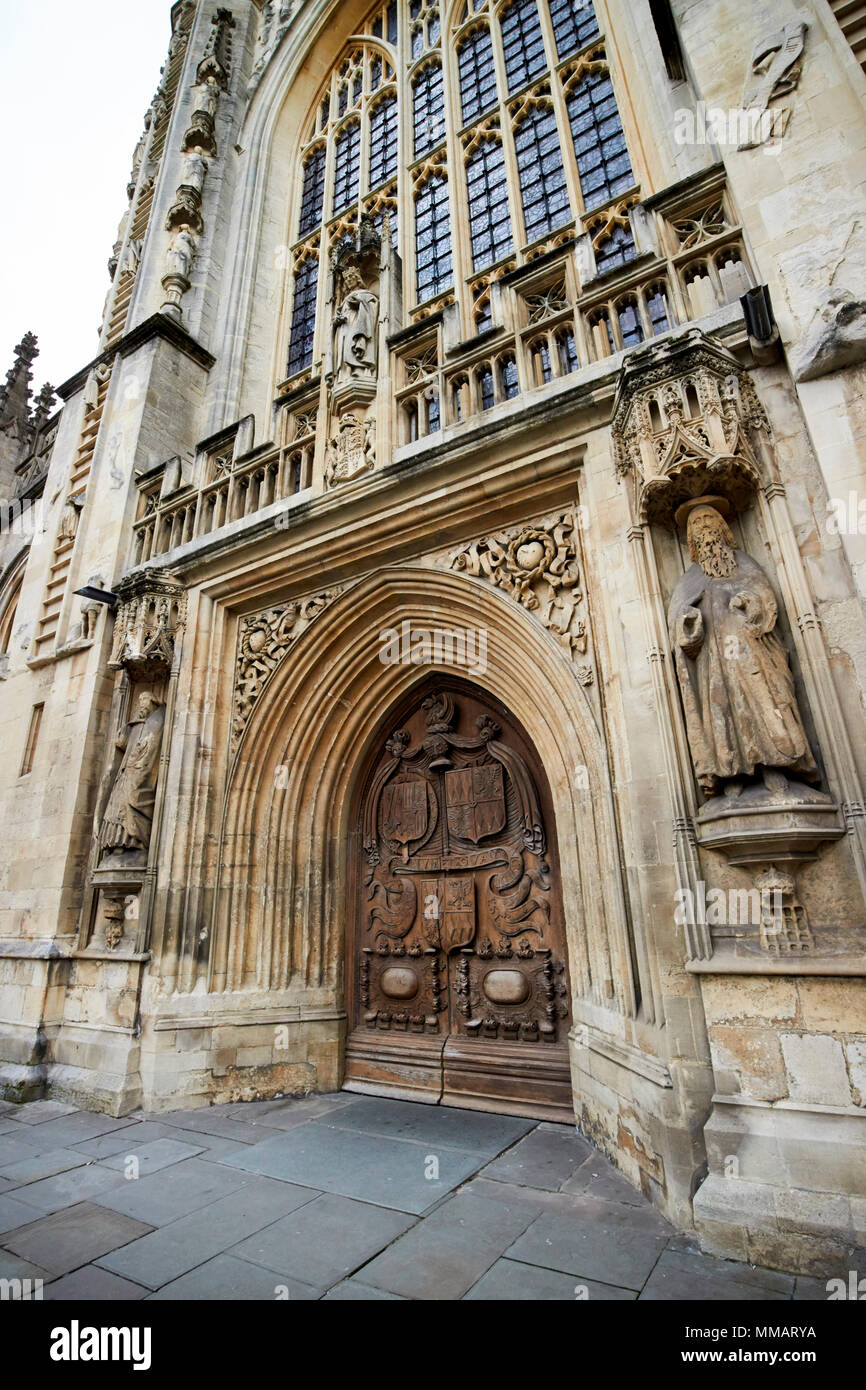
74, 586, 120, 611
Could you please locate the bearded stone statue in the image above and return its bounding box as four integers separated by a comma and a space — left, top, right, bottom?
99, 693, 166, 855
668, 500, 819, 798
333, 264, 378, 383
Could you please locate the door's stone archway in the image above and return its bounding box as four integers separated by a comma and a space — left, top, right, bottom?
213, 567, 637, 1104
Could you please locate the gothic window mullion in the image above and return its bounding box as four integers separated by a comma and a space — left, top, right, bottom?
441, 35, 475, 338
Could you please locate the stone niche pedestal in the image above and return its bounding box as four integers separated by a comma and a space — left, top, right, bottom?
691, 778, 866, 1275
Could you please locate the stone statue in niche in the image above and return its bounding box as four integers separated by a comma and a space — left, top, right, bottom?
333, 264, 379, 384
668, 499, 819, 799
166, 229, 197, 279
98, 692, 166, 857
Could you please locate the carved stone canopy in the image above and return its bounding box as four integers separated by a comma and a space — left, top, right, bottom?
109, 571, 186, 680
611, 330, 769, 525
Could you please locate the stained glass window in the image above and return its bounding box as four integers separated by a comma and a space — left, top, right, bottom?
287, 258, 318, 375
618, 297, 644, 346
458, 27, 497, 125
332, 121, 361, 214
415, 174, 452, 300
595, 222, 636, 273
647, 284, 671, 336
369, 95, 398, 188
567, 72, 634, 211
557, 326, 579, 372
500, 0, 547, 93
413, 63, 446, 156
466, 139, 513, 270
480, 364, 495, 409
298, 147, 326, 238
548, 0, 599, 60
514, 106, 571, 243
500, 356, 519, 399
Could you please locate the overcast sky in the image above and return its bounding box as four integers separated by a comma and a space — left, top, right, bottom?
1, 1, 172, 400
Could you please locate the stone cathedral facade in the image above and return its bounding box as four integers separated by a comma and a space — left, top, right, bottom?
1, 0, 865, 1276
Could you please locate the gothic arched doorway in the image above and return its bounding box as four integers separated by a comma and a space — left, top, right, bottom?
345, 679, 573, 1122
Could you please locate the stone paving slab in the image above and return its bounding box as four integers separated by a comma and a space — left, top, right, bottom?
640, 1248, 791, 1301
465, 1257, 637, 1300
0, 1193, 44, 1236
562, 1155, 657, 1207
323, 1278, 407, 1300
4, 1202, 154, 1277
10, 1164, 128, 1216
0, 1134, 47, 1171
0, 1147, 91, 1186
0, 1248, 53, 1284
91, 1156, 251, 1228
97, 1176, 321, 1289
478, 1123, 594, 1191
70, 1122, 186, 1159
218, 1122, 485, 1214
4, 1112, 137, 1150
45, 1266, 149, 1301
99, 1138, 206, 1176
146, 1253, 320, 1301
504, 1207, 671, 1290
3, 1100, 77, 1125
229, 1192, 417, 1288
325, 1095, 534, 1154
359, 1191, 539, 1300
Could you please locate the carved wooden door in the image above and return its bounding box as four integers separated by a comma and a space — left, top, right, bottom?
345, 683, 573, 1121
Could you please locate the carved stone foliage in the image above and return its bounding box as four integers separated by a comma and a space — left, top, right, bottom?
739, 21, 807, 148
231, 588, 343, 752
446, 511, 591, 674
611, 329, 769, 524
109, 572, 186, 681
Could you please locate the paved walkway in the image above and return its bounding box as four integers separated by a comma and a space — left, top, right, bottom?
0, 1092, 826, 1300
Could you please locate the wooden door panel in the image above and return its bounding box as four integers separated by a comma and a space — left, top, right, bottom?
345, 682, 573, 1120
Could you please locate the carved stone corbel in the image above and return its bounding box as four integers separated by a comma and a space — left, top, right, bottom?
108, 570, 186, 682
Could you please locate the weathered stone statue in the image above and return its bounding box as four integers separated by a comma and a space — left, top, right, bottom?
99, 693, 166, 855
668, 500, 819, 797
333, 265, 378, 383
165, 229, 197, 281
